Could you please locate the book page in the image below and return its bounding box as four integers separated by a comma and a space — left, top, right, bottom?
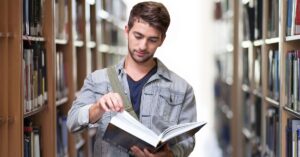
110, 111, 160, 147
159, 121, 206, 143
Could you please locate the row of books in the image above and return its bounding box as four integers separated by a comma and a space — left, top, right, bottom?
242, 93, 262, 157
286, 118, 300, 157
101, 21, 121, 46
242, 0, 263, 41
267, 0, 279, 38
56, 51, 68, 101
268, 49, 280, 101
242, 48, 250, 85
243, 0, 300, 40
23, 0, 44, 36
216, 53, 233, 84
102, 53, 124, 67
57, 112, 68, 157
242, 47, 280, 101
24, 119, 41, 157
23, 41, 48, 113
55, 0, 68, 40
213, 59, 232, 156
74, 0, 84, 41
242, 94, 262, 138
265, 107, 279, 157
254, 48, 262, 91
286, 50, 300, 111
100, 0, 126, 21
286, 0, 300, 36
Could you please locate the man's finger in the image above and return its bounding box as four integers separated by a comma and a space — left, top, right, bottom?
131, 146, 145, 157
113, 93, 124, 111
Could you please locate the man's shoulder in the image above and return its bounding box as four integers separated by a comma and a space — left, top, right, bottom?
157, 59, 192, 88
167, 69, 191, 87
88, 68, 109, 83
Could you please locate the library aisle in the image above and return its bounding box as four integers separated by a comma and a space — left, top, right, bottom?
0, 0, 223, 157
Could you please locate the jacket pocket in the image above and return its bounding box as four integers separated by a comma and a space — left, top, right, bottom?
156, 88, 184, 123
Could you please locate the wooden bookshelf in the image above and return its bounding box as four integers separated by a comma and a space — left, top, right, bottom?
215, 0, 300, 156
0, 0, 128, 157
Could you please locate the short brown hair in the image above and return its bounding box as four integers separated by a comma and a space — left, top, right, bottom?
127, 1, 170, 37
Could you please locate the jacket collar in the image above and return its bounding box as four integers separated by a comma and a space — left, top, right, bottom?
115, 57, 171, 81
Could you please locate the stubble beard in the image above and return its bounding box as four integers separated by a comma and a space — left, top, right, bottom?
128, 49, 154, 64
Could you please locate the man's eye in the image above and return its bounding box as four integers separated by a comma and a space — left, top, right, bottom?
149, 39, 158, 43
135, 35, 142, 39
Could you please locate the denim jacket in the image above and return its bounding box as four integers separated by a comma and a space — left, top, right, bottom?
67, 58, 197, 157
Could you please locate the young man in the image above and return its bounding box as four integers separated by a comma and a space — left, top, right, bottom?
67, 1, 197, 157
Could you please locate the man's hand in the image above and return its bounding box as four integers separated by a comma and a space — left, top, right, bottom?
130, 144, 173, 157
89, 92, 124, 123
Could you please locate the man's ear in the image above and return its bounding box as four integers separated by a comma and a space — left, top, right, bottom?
124, 25, 129, 38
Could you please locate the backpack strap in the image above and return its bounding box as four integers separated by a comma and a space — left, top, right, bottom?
107, 66, 138, 120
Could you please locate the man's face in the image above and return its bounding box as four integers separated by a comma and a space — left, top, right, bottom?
125, 20, 164, 64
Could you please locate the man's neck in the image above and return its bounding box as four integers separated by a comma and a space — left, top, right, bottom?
124, 55, 156, 81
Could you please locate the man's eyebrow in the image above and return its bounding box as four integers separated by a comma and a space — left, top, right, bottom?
133, 32, 160, 39
133, 31, 143, 36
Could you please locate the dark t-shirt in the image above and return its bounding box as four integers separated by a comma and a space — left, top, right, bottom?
127, 65, 157, 116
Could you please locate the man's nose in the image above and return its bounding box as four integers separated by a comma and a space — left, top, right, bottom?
138, 39, 147, 50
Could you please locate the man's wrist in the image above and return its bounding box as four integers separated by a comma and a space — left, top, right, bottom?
89, 102, 104, 123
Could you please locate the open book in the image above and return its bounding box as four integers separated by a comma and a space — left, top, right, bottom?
103, 111, 206, 153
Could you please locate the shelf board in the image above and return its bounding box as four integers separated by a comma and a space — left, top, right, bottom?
98, 44, 110, 52
24, 105, 47, 118
242, 84, 250, 93
286, 35, 300, 41
0, 32, 10, 38
87, 41, 96, 48
220, 79, 233, 87
55, 38, 68, 45
225, 77, 233, 86
253, 39, 264, 46
99, 45, 127, 55
253, 89, 263, 98
74, 40, 84, 47
265, 97, 280, 107
284, 106, 300, 118
75, 139, 85, 150
218, 103, 233, 119
97, 9, 113, 22
242, 128, 254, 140
241, 40, 252, 48
22, 35, 45, 41
265, 37, 279, 44
56, 97, 68, 107
87, 0, 95, 5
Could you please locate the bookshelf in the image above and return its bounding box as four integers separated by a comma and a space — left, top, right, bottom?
215, 0, 300, 156
0, 0, 127, 157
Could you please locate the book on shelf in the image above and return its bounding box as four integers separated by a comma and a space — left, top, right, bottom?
23, 0, 44, 36
254, 0, 263, 39
23, 42, 48, 113
242, 1, 255, 41
267, 0, 279, 38
295, 0, 300, 35
286, 118, 300, 157
103, 111, 206, 153
24, 120, 41, 157
285, 50, 300, 111
56, 112, 68, 157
